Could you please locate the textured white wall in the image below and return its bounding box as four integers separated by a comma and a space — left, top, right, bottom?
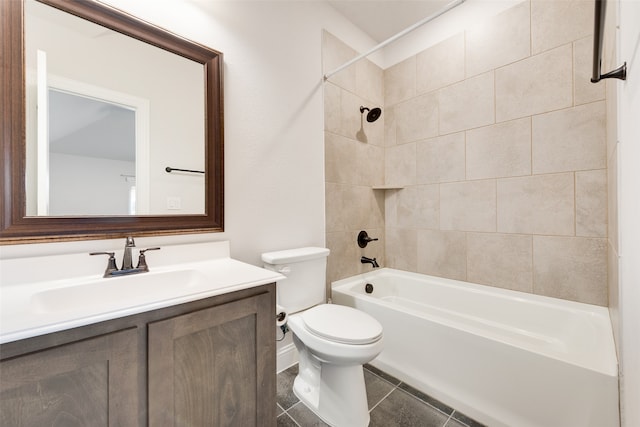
617, 0, 640, 425
3, 1, 376, 269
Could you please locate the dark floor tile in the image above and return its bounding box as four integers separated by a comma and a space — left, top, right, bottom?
364, 368, 395, 409
277, 404, 284, 416
398, 382, 454, 416
369, 388, 449, 427
451, 411, 487, 427
277, 412, 299, 427
444, 417, 468, 427
365, 363, 402, 385
287, 402, 330, 427
277, 364, 300, 410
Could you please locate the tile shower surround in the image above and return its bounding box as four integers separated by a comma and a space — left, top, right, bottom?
277, 364, 485, 427
324, 0, 609, 306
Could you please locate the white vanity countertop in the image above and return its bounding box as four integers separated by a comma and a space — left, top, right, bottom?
0, 241, 284, 344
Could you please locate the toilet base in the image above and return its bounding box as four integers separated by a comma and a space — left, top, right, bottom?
293, 351, 370, 427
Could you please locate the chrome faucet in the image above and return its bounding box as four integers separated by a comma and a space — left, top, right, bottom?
361, 256, 379, 268
90, 236, 160, 278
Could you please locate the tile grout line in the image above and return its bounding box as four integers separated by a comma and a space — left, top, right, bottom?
394, 385, 456, 420
443, 412, 456, 427
368, 383, 399, 413
280, 401, 303, 427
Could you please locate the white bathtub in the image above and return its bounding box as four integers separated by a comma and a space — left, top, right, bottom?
331, 268, 619, 427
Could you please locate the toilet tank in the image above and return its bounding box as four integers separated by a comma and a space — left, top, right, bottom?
262, 247, 330, 314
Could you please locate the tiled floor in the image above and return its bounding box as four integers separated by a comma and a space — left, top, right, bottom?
277, 364, 486, 427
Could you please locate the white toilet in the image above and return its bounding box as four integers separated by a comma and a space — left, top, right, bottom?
262, 247, 383, 427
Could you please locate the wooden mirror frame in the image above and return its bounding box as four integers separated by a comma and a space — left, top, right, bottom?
0, 0, 224, 244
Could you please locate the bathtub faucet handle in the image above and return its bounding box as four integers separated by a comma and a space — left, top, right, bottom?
358, 230, 379, 248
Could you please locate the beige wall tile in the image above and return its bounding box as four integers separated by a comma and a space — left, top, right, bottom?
341, 90, 385, 145
326, 228, 386, 291
384, 56, 416, 106
385, 227, 418, 271
325, 182, 345, 233
497, 173, 574, 235
385, 142, 416, 186
576, 169, 607, 237
495, 44, 573, 122
357, 58, 384, 106
355, 142, 384, 187
416, 33, 465, 94
440, 180, 497, 232
532, 101, 606, 174
395, 92, 439, 144
370, 188, 386, 230
531, 0, 593, 55
324, 82, 341, 134
325, 132, 357, 184
390, 185, 440, 229
326, 184, 382, 232
416, 133, 465, 184
384, 189, 399, 227
574, 37, 605, 105
326, 231, 362, 287
417, 229, 467, 280
467, 233, 533, 292
439, 71, 495, 134
384, 105, 397, 147
465, 1, 531, 78
322, 30, 357, 93
533, 236, 607, 306
466, 118, 532, 180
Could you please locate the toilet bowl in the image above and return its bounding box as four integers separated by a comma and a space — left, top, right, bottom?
288, 304, 383, 427
262, 247, 384, 427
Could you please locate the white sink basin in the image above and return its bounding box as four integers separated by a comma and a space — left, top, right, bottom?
31, 269, 209, 314
1, 241, 286, 344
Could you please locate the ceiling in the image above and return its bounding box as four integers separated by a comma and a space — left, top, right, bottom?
327, 0, 452, 43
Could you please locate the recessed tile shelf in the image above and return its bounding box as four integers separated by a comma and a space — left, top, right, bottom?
372, 185, 405, 190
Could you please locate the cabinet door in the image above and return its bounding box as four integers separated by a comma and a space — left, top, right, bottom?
148, 291, 275, 427
0, 328, 139, 427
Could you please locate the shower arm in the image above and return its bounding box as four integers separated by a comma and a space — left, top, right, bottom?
323, 0, 466, 81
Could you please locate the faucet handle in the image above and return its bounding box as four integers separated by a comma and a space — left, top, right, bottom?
90, 251, 119, 277
357, 230, 379, 248
136, 247, 161, 272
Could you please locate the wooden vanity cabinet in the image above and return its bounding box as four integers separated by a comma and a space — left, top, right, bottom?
0, 328, 139, 426
0, 284, 276, 427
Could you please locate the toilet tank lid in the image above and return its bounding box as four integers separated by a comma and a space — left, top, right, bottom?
262, 247, 330, 264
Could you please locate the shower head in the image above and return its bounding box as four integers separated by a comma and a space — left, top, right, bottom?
360, 106, 382, 123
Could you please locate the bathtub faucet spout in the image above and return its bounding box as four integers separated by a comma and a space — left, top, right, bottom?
361, 256, 379, 268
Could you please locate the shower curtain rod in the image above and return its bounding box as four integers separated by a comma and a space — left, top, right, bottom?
323, 0, 466, 81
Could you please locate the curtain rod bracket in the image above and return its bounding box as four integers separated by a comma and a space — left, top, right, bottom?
591, 62, 626, 83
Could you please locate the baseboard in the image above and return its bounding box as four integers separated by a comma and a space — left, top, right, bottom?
277, 342, 298, 373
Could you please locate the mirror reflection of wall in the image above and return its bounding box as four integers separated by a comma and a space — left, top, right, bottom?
48, 89, 136, 216
24, 0, 206, 217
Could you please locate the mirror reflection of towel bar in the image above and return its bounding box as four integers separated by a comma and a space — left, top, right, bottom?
165, 167, 204, 174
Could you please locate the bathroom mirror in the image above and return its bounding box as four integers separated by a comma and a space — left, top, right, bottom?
0, 0, 224, 243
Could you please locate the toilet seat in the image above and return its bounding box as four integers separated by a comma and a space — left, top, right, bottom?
301, 304, 382, 345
